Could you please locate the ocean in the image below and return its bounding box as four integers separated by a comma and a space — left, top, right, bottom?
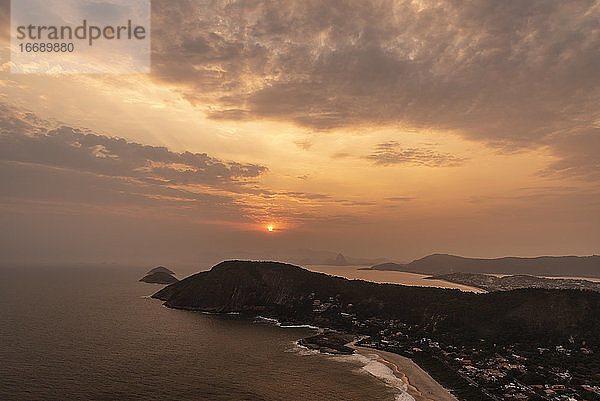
0, 266, 415, 401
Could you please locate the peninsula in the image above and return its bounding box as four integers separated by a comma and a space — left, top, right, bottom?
154, 260, 600, 400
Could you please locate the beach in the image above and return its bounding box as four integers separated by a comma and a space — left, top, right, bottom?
354, 346, 458, 401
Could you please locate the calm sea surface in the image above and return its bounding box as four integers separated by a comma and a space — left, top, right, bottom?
305, 265, 484, 292
0, 266, 413, 401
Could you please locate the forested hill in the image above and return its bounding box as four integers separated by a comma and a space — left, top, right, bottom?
153, 261, 600, 346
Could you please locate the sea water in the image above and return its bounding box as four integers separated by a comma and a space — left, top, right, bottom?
0, 266, 413, 400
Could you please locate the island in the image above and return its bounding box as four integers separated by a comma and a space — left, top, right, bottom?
139, 266, 178, 284
153, 260, 600, 401
147, 266, 175, 275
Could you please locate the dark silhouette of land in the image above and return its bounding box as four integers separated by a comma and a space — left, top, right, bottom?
365, 254, 600, 277
153, 260, 600, 345
139, 267, 178, 284
152, 260, 600, 400
147, 266, 175, 275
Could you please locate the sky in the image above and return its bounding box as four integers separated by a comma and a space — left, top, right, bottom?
0, 0, 599, 266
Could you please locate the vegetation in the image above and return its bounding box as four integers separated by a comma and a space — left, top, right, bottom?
154, 261, 600, 347
154, 261, 600, 400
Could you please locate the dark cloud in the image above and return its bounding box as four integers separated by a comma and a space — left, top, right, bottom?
151, 0, 600, 179
0, 103, 268, 219
0, 103, 267, 187
366, 141, 464, 167
279, 191, 331, 200
0, 160, 239, 217
0, 104, 368, 224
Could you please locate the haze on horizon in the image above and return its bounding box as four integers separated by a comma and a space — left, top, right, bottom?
0, 0, 598, 266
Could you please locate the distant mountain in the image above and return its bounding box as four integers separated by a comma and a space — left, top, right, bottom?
284, 249, 384, 266
191, 248, 386, 267
331, 253, 349, 265
368, 254, 600, 277
147, 266, 175, 275
365, 262, 405, 271
153, 260, 600, 346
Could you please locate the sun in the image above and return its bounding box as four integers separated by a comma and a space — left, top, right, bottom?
267, 225, 274, 232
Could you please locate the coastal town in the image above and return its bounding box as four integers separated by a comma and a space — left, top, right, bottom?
307, 295, 600, 401
428, 273, 600, 294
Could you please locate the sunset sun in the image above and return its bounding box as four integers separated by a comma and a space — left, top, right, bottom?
267, 225, 274, 232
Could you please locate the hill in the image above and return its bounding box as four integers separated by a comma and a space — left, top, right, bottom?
368, 254, 600, 277
139, 271, 178, 284
153, 260, 600, 346
147, 266, 175, 275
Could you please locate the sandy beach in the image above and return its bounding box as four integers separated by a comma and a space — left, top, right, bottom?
354, 346, 458, 401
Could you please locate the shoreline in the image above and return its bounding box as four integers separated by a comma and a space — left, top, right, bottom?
154, 302, 457, 400
353, 345, 458, 401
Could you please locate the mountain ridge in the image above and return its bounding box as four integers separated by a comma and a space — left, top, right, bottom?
367, 254, 600, 277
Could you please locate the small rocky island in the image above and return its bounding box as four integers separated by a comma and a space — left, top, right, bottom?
139, 266, 178, 284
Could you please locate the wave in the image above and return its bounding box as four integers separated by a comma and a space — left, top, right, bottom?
279, 324, 321, 330
289, 342, 415, 400
286, 341, 321, 356
333, 352, 415, 401
254, 316, 280, 324
255, 316, 322, 331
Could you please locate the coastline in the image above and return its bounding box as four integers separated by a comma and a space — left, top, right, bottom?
156, 302, 458, 401
353, 346, 458, 401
